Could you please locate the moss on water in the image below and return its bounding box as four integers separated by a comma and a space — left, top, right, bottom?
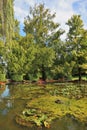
12, 83, 87, 127
26, 95, 87, 122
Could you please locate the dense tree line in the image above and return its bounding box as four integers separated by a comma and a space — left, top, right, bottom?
0, 2, 87, 81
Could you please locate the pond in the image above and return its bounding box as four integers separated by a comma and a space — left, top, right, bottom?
0, 84, 87, 130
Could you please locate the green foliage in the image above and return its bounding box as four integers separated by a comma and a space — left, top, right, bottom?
0, 0, 15, 43
29, 46, 56, 80
0, 3, 87, 81
23, 4, 63, 80
0, 41, 5, 55
0, 41, 7, 74
24, 4, 63, 47
35, 47, 55, 67
61, 85, 82, 98
11, 74, 23, 81
0, 73, 6, 81
20, 108, 49, 127
20, 34, 37, 74
66, 15, 87, 81
6, 41, 25, 77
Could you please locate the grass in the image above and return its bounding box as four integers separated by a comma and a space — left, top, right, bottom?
72, 76, 87, 81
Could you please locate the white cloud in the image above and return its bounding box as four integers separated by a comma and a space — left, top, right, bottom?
14, 6, 27, 23
14, 0, 35, 23
48, 0, 78, 40
14, 0, 76, 23
73, 0, 87, 29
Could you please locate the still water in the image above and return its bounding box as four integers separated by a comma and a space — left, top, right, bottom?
0, 84, 87, 130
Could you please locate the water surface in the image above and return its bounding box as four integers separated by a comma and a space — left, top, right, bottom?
0, 84, 87, 130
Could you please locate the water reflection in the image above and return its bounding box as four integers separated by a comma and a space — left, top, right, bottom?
0, 85, 14, 115
43, 117, 87, 130
0, 98, 2, 102
6, 100, 13, 108
0, 84, 87, 130
1, 85, 10, 98
2, 108, 9, 115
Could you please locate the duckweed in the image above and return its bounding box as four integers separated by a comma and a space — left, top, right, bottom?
13, 83, 87, 127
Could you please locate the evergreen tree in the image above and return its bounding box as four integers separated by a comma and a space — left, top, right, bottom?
66, 15, 87, 81
24, 4, 63, 47
24, 4, 63, 80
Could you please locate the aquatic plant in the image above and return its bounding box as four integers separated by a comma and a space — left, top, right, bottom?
16, 108, 51, 127
9, 83, 87, 127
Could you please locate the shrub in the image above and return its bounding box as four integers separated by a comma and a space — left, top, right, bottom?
11, 74, 23, 81
0, 73, 6, 81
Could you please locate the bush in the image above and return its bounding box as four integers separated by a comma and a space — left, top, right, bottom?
0, 73, 6, 81
11, 74, 23, 81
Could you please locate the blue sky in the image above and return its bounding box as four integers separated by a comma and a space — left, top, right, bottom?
14, 0, 87, 39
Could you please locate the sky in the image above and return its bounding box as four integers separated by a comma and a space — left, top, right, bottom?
14, 0, 87, 40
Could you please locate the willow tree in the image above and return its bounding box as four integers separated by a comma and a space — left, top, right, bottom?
0, 0, 15, 43
24, 4, 63, 80
66, 15, 87, 81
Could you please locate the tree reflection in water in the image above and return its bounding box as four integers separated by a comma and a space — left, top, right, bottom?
1, 85, 10, 98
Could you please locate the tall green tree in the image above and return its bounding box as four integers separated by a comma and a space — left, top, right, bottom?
66, 15, 87, 81
33, 46, 55, 80
24, 4, 63, 47
6, 41, 25, 79
13, 19, 22, 42
23, 4, 63, 80
20, 34, 37, 79
0, 41, 6, 74
0, 13, 2, 38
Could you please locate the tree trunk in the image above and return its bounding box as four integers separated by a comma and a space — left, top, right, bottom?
41, 65, 46, 81
78, 67, 81, 81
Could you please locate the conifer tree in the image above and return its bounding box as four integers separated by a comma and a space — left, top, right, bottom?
66, 15, 87, 81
